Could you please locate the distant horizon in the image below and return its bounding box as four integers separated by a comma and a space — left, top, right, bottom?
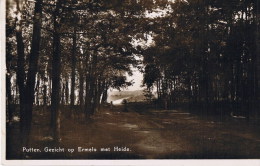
109, 67, 145, 92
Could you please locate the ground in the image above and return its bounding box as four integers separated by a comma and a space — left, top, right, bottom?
6, 102, 260, 159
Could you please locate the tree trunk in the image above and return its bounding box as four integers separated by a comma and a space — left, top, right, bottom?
70, 27, 77, 107
255, 11, 260, 117
61, 82, 65, 105
65, 80, 69, 105
43, 84, 47, 106
6, 36, 14, 123
101, 82, 108, 104
51, 0, 62, 142
79, 64, 84, 109
89, 54, 97, 115
85, 73, 90, 117
6, 74, 14, 123
16, 0, 43, 147
15, 13, 26, 132
34, 75, 40, 106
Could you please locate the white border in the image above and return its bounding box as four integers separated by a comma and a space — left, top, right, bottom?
1, 0, 6, 165
1, 0, 260, 165
2, 160, 260, 166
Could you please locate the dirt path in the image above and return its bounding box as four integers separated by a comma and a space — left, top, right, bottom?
6, 104, 260, 159
59, 105, 260, 159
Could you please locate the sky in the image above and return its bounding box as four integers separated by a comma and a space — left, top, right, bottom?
126, 68, 144, 91
125, 33, 155, 92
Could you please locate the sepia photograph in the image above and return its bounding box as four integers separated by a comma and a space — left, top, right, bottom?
2, 0, 260, 164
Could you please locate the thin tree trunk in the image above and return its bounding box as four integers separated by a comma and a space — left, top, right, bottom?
255, 10, 260, 117
70, 27, 77, 107
65, 80, 69, 105
34, 75, 40, 106
79, 65, 84, 109
89, 54, 97, 115
15, 6, 26, 131
61, 82, 65, 105
85, 73, 90, 117
6, 36, 14, 123
101, 82, 108, 104
43, 84, 47, 106
6, 74, 14, 123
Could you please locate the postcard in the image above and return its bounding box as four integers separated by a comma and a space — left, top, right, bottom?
2, 0, 260, 165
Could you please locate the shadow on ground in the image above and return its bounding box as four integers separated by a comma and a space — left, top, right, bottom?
6, 103, 260, 159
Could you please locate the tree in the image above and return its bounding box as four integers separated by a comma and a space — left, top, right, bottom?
11, 0, 44, 146
141, 0, 259, 117
50, 0, 63, 142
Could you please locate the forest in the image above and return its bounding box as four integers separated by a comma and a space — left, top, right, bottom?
6, 0, 260, 159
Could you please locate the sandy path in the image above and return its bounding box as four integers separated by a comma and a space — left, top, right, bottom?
7, 104, 260, 159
